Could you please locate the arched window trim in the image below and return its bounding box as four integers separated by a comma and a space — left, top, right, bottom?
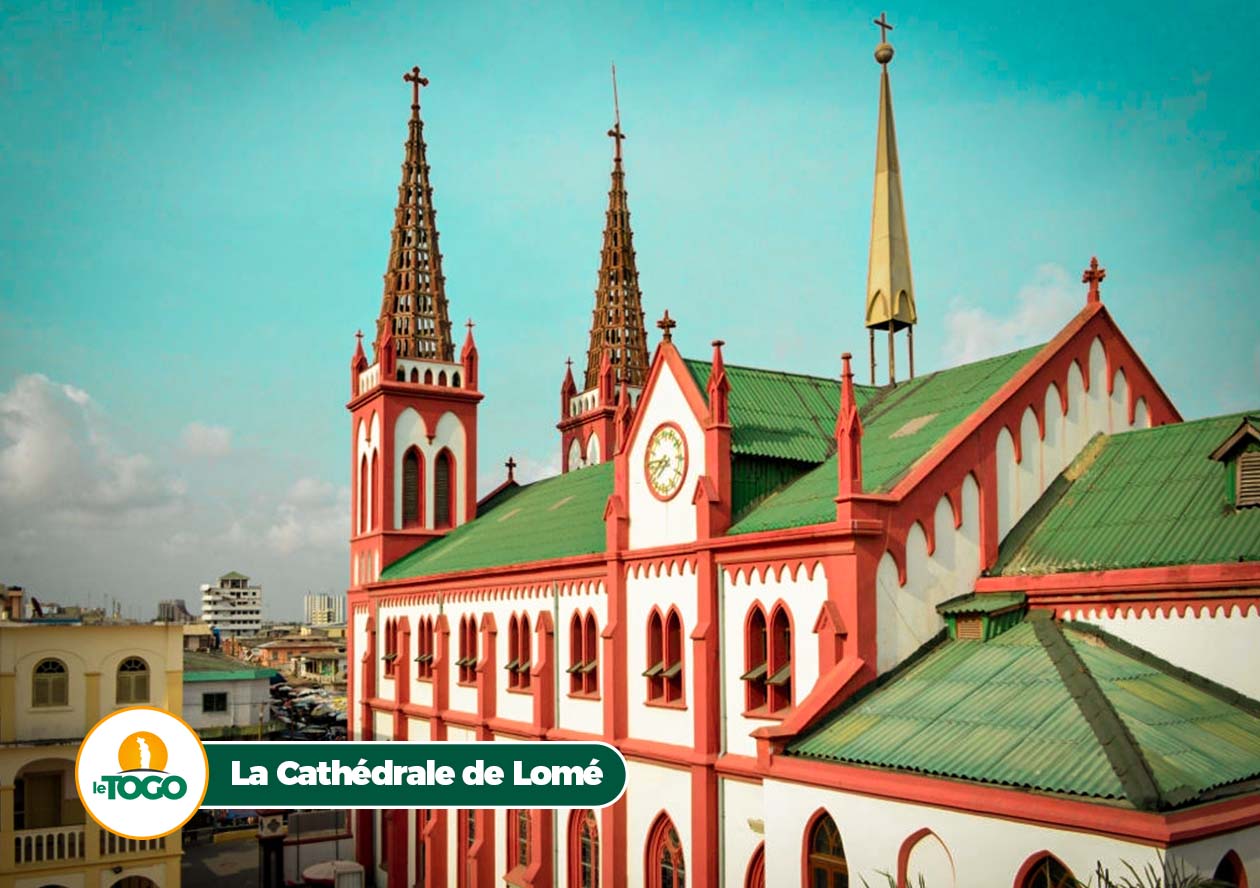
402, 446, 424, 528
568, 610, 599, 698
663, 608, 685, 705
567, 809, 600, 888
370, 449, 380, 531
507, 613, 532, 691
768, 604, 794, 713
644, 609, 665, 702
116, 656, 150, 704
32, 657, 69, 708
383, 617, 399, 676
803, 809, 848, 888
1213, 850, 1248, 888
645, 813, 685, 888
744, 842, 765, 888
457, 615, 478, 685
434, 448, 456, 530
415, 617, 435, 681
358, 455, 368, 535
742, 605, 768, 713
1013, 851, 1077, 888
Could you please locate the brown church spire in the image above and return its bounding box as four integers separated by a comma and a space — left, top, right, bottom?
583, 64, 649, 391
376, 65, 454, 363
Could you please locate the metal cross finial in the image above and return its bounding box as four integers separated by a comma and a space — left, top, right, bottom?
873, 12, 894, 42
465, 318, 475, 334
607, 63, 626, 160
657, 309, 676, 342
404, 65, 429, 110
505, 456, 517, 482
565, 356, 573, 370
355, 329, 363, 343
1082, 256, 1106, 304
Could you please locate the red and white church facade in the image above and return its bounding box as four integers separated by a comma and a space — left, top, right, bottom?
344, 36, 1260, 888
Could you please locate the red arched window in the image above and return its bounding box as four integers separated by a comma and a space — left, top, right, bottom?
568, 611, 599, 697
1017, 853, 1076, 888
742, 606, 768, 712
402, 448, 423, 528
358, 454, 368, 534
457, 615, 478, 684
768, 605, 793, 712
508, 614, 531, 690
584, 613, 598, 695
508, 809, 531, 875
664, 610, 684, 704
370, 449, 380, 530
410, 367, 420, 383
568, 809, 599, 888
435, 449, 455, 529
646, 814, 685, 888
424, 368, 434, 385
745, 842, 765, 888
805, 811, 847, 888
383, 617, 398, 676
1213, 851, 1247, 888
645, 610, 664, 701
415, 617, 434, 680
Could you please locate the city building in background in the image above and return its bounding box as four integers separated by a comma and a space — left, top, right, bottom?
304, 592, 346, 627
156, 599, 197, 623
0, 588, 185, 888
181, 650, 280, 740
199, 571, 262, 638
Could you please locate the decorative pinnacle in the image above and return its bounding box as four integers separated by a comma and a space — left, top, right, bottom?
873, 12, 895, 64
1082, 256, 1106, 304
608, 63, 626, 161
657, 309, 677, 342
505, 456, 517, 482
404, 65, 429, 110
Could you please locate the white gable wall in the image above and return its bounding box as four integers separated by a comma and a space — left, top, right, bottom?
628, 363, 705, 550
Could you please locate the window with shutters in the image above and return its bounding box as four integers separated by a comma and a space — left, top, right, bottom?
415, 617, 435, 680
116, 657, 150, 704
32, 658, 68, 707
644, 608, 685, 707
435, 449, 454, 529
767, 606, 793, 713
568, 611, 599, 697
507, 614, 531, 691
457, 615, 478, 685
742, 606, 768, 712
402, 448, 423, 527
1238, 452, 1260, 507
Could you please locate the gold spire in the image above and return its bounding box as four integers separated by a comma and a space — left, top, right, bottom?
864, 14, 917, 384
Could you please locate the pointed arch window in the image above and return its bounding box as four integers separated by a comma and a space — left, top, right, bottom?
644, 608, 684, 706
402, 448, 423, 528
568, 611, 599, 697
646, 815, 685, 888
435, 449, 454, 529
745, 843, 765, 888
1018, 854, 1076, 888
358, 455, 368, 534
768, 606, 793, 712
507, 809, 531, 879
32, 658, 68, 707
742, 606, 768, 711
370, 450, 380, 530
507, 614, 531, 690
116, 657, 149, 704
1212, 851, 1246, 888
457, 615, 478, 685
806, 812, 848, 888
415, 617, 434, 680
383, 617, 398, 677
664, 610, 684, 704
568, 809, 599, 888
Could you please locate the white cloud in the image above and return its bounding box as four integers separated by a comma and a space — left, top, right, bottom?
943, 264, 1079, 364
264, 478, 349, 555
0, 374, 183, 520
180, 421, 233, 458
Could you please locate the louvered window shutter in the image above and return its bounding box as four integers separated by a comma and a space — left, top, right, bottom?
1239, 452, 1260, 507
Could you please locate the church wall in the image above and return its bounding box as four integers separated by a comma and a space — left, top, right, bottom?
719, 777, 764, 888
485, 594, 545, 725
625, 758, 693, 888
721, 562, 826, 757
627, 364, 705, 550
876, 478, 981, 674
1167, 826, 1260, 885
1067, 604, 1260, 699
556, 580, 608, 737
626, 560, 697, 747
763, 777, 1160, 888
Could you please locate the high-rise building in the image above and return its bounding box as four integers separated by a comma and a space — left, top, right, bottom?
304, 592, 345, 626
156, 598, 196, 623
200, 571, 262, 638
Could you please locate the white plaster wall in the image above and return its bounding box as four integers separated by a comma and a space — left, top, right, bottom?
763, 778, 1160, 887
721, 562, 826, 757
447, 603, 481, 717
628, 365, 705, 550
721, 778, 765, 888
407, 716, 431, 740
1133, 396, 1150, 428
627, 561, 697, 747
1169, 824, 1260, 883
569, 437, 585, 470
1110, 369, 1130, 434
1065, 361, 1089, 463
356, 413, 379, 535
996, 427, 1018, 541
373, 709, 393, 739
182, 677, 270, 730
556, 581, 608, 736
392, 407, 427, 529
907, 831, 956, 888
625, 759, 692, 888
391, 409, 468, 530
1088, 337, 1110, 434
1068, 605, 1260, 699
483, 594, 542, 725
351, 608, 369, 739
876, 478, 981, 674
1017, 406, 1041, 514
587, 432, 602, 465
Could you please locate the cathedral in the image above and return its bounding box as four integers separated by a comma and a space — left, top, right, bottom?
344, 26, 1260, 888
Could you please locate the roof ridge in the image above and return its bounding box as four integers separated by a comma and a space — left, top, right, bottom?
1108, 408, 1260, 440
1028, 612, 1164, 811
683, 357, 848, 387
1064, 620, 1260, 718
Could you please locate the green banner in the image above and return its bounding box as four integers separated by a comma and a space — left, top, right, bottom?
201, 741, 626, 809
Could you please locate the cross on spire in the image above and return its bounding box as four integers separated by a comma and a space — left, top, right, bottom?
505, 456, 517, 482
657, 309, 676, 342
1082, 256, 1106, 304
465, 318, 475, 334
607, 62, 626, 161
873, 12, 894, 42
404, 65, 429, 110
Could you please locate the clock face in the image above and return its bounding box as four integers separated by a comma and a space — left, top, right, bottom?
644, 423, 688, 501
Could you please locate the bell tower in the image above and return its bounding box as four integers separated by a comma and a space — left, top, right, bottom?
348, 66, 482, 587
559, 65, 650, 472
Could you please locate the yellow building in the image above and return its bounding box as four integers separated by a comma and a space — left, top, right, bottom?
0, 607, 186, 888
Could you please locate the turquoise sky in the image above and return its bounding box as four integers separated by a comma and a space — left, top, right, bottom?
1, 1, 1257, 617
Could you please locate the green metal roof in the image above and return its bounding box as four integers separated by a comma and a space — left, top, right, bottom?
788, 618, 1260, 808
995, 411, 1260, 575
936, 591, 1027, 616
183, 651, 277, 682
380, 461, 613, 580
685, 360, 879, 463
729, 345, 1044, 534
219, 570, 249, 580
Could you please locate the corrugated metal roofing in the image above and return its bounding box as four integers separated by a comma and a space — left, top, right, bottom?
729, 345, 1045, 534
995, 411, 1260, 575
380, 462, 612, 580
685, 360, 879, 463
788, 621, 1260, 807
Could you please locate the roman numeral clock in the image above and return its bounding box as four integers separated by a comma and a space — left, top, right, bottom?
644, 422, 688, 501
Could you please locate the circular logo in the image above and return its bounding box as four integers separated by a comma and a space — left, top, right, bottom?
76, 706, 208, 839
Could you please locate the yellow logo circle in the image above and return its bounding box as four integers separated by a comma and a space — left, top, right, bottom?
118, 731, 169, 772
